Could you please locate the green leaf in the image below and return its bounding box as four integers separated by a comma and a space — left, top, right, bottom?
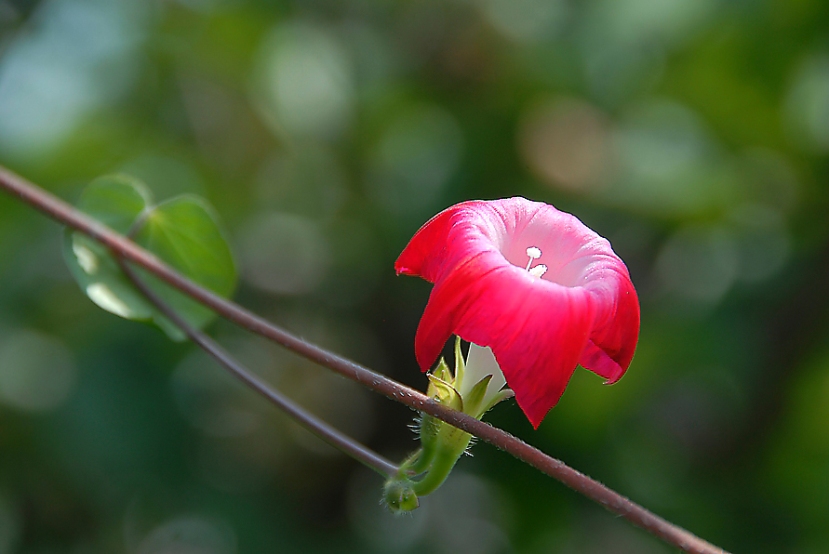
64, 233, 156, 321
63, 175, 237, 341
63, 175, 156, 323
75, 174, 152, 233
133, 195, 237, 341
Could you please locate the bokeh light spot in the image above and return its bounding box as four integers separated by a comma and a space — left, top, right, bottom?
367, 104, 463, 216
136, 515, 236, 554
655, 225, 738, 305
479, 0, 568, 42
0, 0, 146, 158
0, 330, 77, 413
518, 97, 611, 192
86, 283, 133, 318
253, 22, 354, 139
238, 212, 330, 295
72, 241, 98, 274
784, 54, 829, 153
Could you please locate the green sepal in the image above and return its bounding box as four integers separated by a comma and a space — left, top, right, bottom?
426, 374, 463, 412
453, 335, 465, 392
427, 358, 451, 398
435, 419, 472, 453
480, 387, 515, 416
463, 374, 493, 418
436, 359, 454, 385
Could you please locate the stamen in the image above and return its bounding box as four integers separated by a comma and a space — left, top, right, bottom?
525, 246, 542, 271
529, 264, 548, 278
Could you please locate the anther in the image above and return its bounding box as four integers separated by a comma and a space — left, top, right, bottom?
529, 264, 548, 278
525, 246, 542, 271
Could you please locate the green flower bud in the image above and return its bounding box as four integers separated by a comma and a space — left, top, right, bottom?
383, 478, 419, 514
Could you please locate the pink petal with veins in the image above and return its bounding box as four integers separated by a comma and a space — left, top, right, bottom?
396, 198, 640, 428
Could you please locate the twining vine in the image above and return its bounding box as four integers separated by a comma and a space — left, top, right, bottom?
0, 164, 727, 554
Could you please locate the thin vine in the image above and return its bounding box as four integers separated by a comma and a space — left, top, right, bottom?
0, 164, 728, 554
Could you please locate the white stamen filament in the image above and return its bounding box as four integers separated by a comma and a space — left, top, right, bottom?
524, 246, 546, 277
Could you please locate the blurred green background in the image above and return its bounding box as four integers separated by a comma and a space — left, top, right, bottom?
1, 0, 828, 552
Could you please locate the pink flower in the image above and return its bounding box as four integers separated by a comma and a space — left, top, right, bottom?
395, 198, 640, 428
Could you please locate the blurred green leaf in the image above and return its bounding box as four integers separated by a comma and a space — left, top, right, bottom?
74, 174, 152, 233
62, 175, 156, 324
63, 176, 237, 341
133, 195, 237, 341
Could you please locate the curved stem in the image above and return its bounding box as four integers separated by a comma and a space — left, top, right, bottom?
410, 443, 468, 497
0, 165, 729, 554
117, 258, 398, 478
406, 449, 433, 476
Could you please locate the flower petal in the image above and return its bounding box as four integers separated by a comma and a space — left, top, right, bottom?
396, 197, 640, 428
579, 274, 639, 383
395, 200, 490, 282
416, 251, 595, 428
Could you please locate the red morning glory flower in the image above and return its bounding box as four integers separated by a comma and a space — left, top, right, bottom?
395, 197, 640, 428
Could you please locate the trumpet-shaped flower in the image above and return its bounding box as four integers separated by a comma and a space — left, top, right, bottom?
396, 197, 639, 428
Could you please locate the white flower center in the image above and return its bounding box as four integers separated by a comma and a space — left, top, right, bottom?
524, 246, 548, 278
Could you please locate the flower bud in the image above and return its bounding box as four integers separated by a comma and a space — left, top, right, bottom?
383, 478, 419, 514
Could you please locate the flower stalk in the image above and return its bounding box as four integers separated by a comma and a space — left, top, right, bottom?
385, 338, 513, 512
